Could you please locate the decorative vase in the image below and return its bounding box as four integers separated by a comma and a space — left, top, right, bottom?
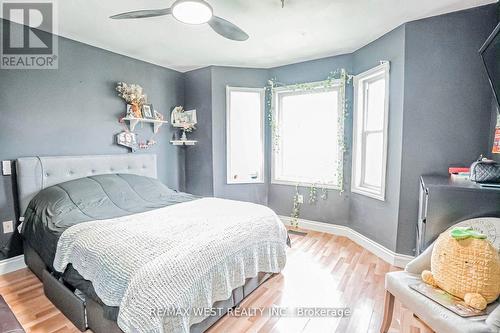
131, 102, 142, 118
181, 130, 188, 141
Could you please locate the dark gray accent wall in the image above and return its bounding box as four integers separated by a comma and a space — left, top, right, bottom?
396, 4, 498, 255
210, 66, 270, 205
350, 25, 406, 252
0, 21, 185, 259
184, 67, 214, 196
267, 55, 353, 224
183, 66, 270, 204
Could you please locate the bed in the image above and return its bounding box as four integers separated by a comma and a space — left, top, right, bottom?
16, 154, 288, 333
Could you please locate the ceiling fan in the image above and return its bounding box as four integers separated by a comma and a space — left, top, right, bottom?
110, 0, 249, 41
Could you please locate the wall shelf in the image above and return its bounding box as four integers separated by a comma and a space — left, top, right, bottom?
170, 140, 197, 146
123, 117, 168, 133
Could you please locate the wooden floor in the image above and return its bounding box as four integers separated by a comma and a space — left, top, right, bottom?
0, 228, 400, 333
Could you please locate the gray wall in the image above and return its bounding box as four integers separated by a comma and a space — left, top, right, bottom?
0, 21, 185, 259
183, 66, 270, 204
350, 25, 406, 251
267, 55, 353, 225
396, 4, 498, 255
184, 67, 214, 196
210, 66, 270, 205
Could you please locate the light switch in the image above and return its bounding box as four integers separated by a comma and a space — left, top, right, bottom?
3, 220, 13, 234
2, 160, 11, 175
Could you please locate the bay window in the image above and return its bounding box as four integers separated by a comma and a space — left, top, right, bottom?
272, 83, 344, 189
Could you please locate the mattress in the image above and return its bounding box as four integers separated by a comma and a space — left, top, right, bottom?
21, 173, 197, 320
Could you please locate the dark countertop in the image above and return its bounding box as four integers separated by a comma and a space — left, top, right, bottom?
421, 175, 500, 193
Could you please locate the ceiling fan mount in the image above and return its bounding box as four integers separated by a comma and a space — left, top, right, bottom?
110, 0, 249, 41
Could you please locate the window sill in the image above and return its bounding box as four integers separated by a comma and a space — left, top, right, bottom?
271, 179, 341, 190
227, 180, 265, 185
351, 187, 385, 201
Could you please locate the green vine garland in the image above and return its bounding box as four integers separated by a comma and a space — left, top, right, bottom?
265, 68, 352, 194
266, 69, 352, 227
309, 184, 317, 204
290, 184, 301, 227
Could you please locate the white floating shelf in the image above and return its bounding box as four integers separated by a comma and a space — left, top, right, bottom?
123, 117, 168, 133
170, 140, 198, 146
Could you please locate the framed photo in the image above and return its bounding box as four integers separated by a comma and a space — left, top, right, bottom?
126, 104, 133, 118
184, 110, 197, 125
171, 108, 197, 128
141, 104, 154, 119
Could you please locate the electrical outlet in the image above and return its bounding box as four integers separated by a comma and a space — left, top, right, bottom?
2, 160, 11, 175
3, 220, 13, 234
297, 194, 304, 204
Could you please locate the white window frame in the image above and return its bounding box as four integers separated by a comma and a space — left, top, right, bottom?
351, 62, 390, 200
271, 81, 344, 189
226, 86, 265, 184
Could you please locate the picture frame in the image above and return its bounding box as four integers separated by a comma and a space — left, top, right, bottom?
184, 110, 197, 125
126, 104, 133, 118
171, 108, 197, 128
141, 104, 154, 119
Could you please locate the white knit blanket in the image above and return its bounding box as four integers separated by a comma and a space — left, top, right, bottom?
53, 198, 288, 333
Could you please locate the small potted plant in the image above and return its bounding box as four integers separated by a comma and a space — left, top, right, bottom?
180, 122, 196, 141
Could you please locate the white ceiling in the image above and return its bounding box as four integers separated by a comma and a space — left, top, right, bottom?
13, 0, 499, 72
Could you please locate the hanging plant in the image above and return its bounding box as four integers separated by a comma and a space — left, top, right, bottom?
309, 184, 317, 204
290, 184, 301, 227
320, 186, 328, 200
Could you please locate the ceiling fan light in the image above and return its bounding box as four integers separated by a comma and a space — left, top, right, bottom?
172, 0, 213, 25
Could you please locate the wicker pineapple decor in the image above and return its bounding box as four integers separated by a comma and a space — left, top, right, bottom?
422, 227, 500, 310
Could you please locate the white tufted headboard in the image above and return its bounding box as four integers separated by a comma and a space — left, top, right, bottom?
16, 154, 157, 217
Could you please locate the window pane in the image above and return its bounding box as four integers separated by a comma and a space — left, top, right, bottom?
365, 78, 385, 131
363, 132, 383, 188
352, 64, 389, 199
227, 90, 263, 183
277, 89, 339, 185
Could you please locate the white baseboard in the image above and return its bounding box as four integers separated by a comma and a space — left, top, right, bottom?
0, 255, 26, 275
280, 216, 414, 268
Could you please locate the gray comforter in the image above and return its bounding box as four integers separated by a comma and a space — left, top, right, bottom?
22, 173, 197, 319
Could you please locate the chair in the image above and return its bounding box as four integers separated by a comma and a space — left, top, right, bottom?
381, 217, 500, 333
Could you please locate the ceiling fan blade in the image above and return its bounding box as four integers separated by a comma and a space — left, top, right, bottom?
110, 8, 171, 20
208, 16, 249, 41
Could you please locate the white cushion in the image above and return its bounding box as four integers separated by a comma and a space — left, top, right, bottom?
386, 271, 499, 333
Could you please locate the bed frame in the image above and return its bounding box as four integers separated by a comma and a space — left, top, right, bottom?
16, 154, 272, 333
